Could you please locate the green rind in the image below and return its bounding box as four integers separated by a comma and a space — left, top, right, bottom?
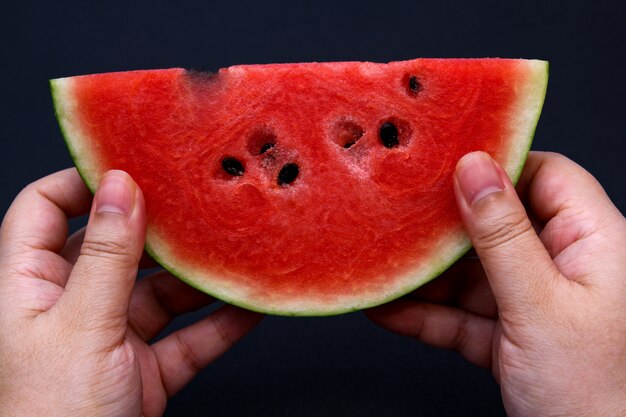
142, 235, 473, 317
509, 60, 549, 185
50, 78, 99, 194
50, 61, 548, 316
141, 236, 473, 317
51, 81, 94, 194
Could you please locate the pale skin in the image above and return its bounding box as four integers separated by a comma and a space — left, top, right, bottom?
0, 151, 624, 416
0, 169, 262, 416
367, 151, 626, 416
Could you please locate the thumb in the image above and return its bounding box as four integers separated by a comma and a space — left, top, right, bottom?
454, 152, 559, 317
60, 170, 146, 330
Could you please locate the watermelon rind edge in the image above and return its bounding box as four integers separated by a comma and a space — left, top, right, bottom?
49, 60, 549, 316
50, 78, 98, 194
509, 60, 549, 185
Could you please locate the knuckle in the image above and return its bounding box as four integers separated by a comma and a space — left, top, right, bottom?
450, 311, 471, 353
212, 315, 236, 350
475, 210, 533, 251
543, 151, 571, 165
409, 312, 427, 340
17, 181, 55, 207
544, 152, 599, 187
79, 237, 131, 261
175, 331, 204, 373
17, 181, 39, 199
149, 277, 178, 320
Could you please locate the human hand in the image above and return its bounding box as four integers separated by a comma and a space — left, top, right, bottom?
366, 151, 626, 417
0, 169, 262, 417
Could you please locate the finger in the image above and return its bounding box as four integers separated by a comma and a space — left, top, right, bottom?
128, 271, 215, 341
58, 170, 146, 332
0, 168, 91, 263
60, 226, 86, 265
12, 250, 74, 289
409, 257, 497, 319
410, 258, 474, 304
516, 152, 625, 259
366, 299, 495, 368
153, 305, 263, 396
454, 152, 561, 319
517, 152, 621, 223
61, 226, 159, 269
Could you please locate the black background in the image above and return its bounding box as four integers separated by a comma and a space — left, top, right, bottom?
1, 1, 625, 416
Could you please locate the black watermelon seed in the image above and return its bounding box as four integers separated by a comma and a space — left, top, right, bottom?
277, 163, 299, 185
221, 157, 244, 176
260, 142, 276, 154
343, 141, 356, 149
379, 122, 399, 148
409, 76, 421, 93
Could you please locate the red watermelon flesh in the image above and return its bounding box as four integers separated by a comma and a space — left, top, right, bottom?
50, 59, 548, 315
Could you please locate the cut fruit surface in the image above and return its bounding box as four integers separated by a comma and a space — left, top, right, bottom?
51, 58, 548, 315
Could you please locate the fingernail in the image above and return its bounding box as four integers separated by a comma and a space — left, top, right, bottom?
95, 171, 135, 215
455, 152, 505, 206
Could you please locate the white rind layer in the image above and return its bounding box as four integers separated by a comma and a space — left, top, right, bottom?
50, 60, 548, 316
502, 60, 549, 183
51, 77, 105, 191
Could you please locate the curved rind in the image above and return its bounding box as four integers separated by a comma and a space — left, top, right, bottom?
50, 60, 548, 316
51, 77, 101, 193
503, 60, 549, 184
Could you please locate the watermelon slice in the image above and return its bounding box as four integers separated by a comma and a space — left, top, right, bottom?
50, 59, 548, 316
